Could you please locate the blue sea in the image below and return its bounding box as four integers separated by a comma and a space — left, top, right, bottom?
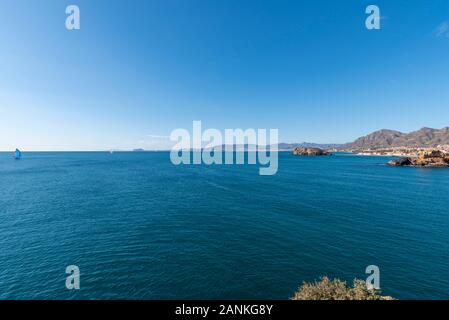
0, 152, 448, 300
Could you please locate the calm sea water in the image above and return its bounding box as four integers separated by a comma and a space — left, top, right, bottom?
0, 152, 448, 300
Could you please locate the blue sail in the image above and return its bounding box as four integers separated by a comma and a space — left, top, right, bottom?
14, 148, 21, 160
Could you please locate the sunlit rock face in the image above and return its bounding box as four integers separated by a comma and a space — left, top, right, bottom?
293, 147, 330, 156
388, 150, 449, 167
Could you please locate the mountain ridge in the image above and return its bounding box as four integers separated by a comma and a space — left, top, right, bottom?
340, 127, 449, 150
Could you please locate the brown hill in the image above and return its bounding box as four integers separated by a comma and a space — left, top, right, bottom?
340, 127, 449, 150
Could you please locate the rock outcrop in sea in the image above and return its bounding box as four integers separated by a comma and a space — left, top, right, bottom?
388, 150, 449, 167
293, 147, 330, 156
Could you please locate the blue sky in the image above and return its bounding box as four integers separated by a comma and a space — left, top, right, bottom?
1, 0, 449, 150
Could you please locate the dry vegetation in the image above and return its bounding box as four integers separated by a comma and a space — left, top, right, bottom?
292, 277, 394, 300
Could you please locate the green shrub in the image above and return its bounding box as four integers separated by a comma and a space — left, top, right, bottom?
291, 277, 394, 300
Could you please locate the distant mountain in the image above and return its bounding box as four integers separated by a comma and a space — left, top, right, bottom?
277, 142, 342, 150
206, 143, 342, 151
340, 127, 449, 150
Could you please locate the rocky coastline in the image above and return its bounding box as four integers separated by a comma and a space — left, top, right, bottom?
388, 150, 449, 167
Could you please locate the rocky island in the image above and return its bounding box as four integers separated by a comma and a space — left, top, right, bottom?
293, 147, 331, 156
388, 150, 449, 167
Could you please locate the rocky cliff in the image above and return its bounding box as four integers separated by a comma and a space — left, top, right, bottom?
293, 147, 330, 156
388, 150, 449, 167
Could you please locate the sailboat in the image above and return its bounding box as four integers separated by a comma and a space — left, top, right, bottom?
14, 148, 22, 160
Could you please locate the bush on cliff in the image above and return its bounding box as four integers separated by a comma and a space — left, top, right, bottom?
291, 277, 393, 300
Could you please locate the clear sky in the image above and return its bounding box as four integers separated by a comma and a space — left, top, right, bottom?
1, 0, 449, 150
